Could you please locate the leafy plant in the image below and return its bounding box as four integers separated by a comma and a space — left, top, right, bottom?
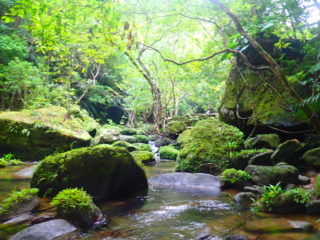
0, 188, 39, 216
286, 188, 314, 205
0, 153, 23, 166
221, 168, 251, 184
51, 188, 93, 213
253, 183, 284, 211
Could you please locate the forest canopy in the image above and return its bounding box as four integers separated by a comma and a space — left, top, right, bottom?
0, 0, 319, 131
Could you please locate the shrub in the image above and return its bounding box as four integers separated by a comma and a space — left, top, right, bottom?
159, 145, 180, 160
0, 188, 39, 216
134, 135, 149, 144
221, 168, 251, 184
51, 188, 93, 213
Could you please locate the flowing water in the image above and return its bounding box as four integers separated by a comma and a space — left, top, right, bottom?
1, 155, 320, 239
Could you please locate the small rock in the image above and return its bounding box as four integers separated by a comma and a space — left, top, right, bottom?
301, 147, 320, 168
243, 185, 264, 195
226, 234, 249, 240
248, 152, 273, 166
298, 175, 310, 185
1, 196, 39, 221
119, 135, 137, 143
9, 219, 78, 240
271, 139, 302, 164
245, 218, 313, 233
245, 164, 298, 186
306, 200, 320, 215
233, 192, 256, 210
14, 165, 37, 178
3, 213, 33, 225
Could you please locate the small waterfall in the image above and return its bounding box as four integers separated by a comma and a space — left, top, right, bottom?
148, 140, 160, 162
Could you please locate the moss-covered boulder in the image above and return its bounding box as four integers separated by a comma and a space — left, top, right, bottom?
131, 151, 155, 164
271, 139, 303, 165
245, 164, 298, 186
30, 145, 148, 200
111, 140, 138, 152
166, 121, 187, 136
120, 128, 138, 136
230, 148, 271, 169
176, 118, 244, 173
159, 145, 179, 160
119, 135, 137, 143
134, 135, 149, 144
0, 106, 96, 160
301, 147, 320, 168
245, 134, 280, 149
91, 128, 120, 145
133, 143, 152, 152
51, 188, 104, 227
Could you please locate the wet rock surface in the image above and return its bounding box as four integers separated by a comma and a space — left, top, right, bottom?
149, 172, 221, 194
9, 219, 78, 240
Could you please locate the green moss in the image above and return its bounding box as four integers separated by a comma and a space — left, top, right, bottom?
166, 121, 187, 135
133, 143, 152, 152
30, 144, 148, 199
51, 188, 93, 214
0, 188, 39, 216
111, 140, 138, 152
131, 151, 155, 164
0, 106, 93, 160
120, 128, 138, 135
221, 168, 251, 184
176, 118, 244, 173
159, 145, 180, 160
134, 135, 149, 144
231, 148, 270, 159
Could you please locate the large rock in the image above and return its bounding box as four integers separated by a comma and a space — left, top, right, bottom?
176, 118, 244, 173
9, 219, 77, 240
244, 164, 298, 186
245, 218, 313, 233
233, 192, 256, 210
166, 121, 187, 136
149, 172, 221, 195
301, 147, 320, 168
248, 151, 273, 166
91, 128, 120, 145
0, 106, 95, 160
30, 145, 148, 200
271, 139, 303, 164
219, 36, 308, 130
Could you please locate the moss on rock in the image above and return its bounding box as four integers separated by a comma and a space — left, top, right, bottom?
301, 147, 320, 168
176, 118, 244, 173
133, 143, 152, 152
120, 128, 138, 136
0, 106, 95, 160
30, 145, 148, 200
159, 145, 179, 160
166, 121, 187, 135
134, 135, 149, 144
131, 151, 155, 164
111, 140, 138, 152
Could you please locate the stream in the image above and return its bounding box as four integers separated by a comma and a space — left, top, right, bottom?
1, 143, 320, 239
